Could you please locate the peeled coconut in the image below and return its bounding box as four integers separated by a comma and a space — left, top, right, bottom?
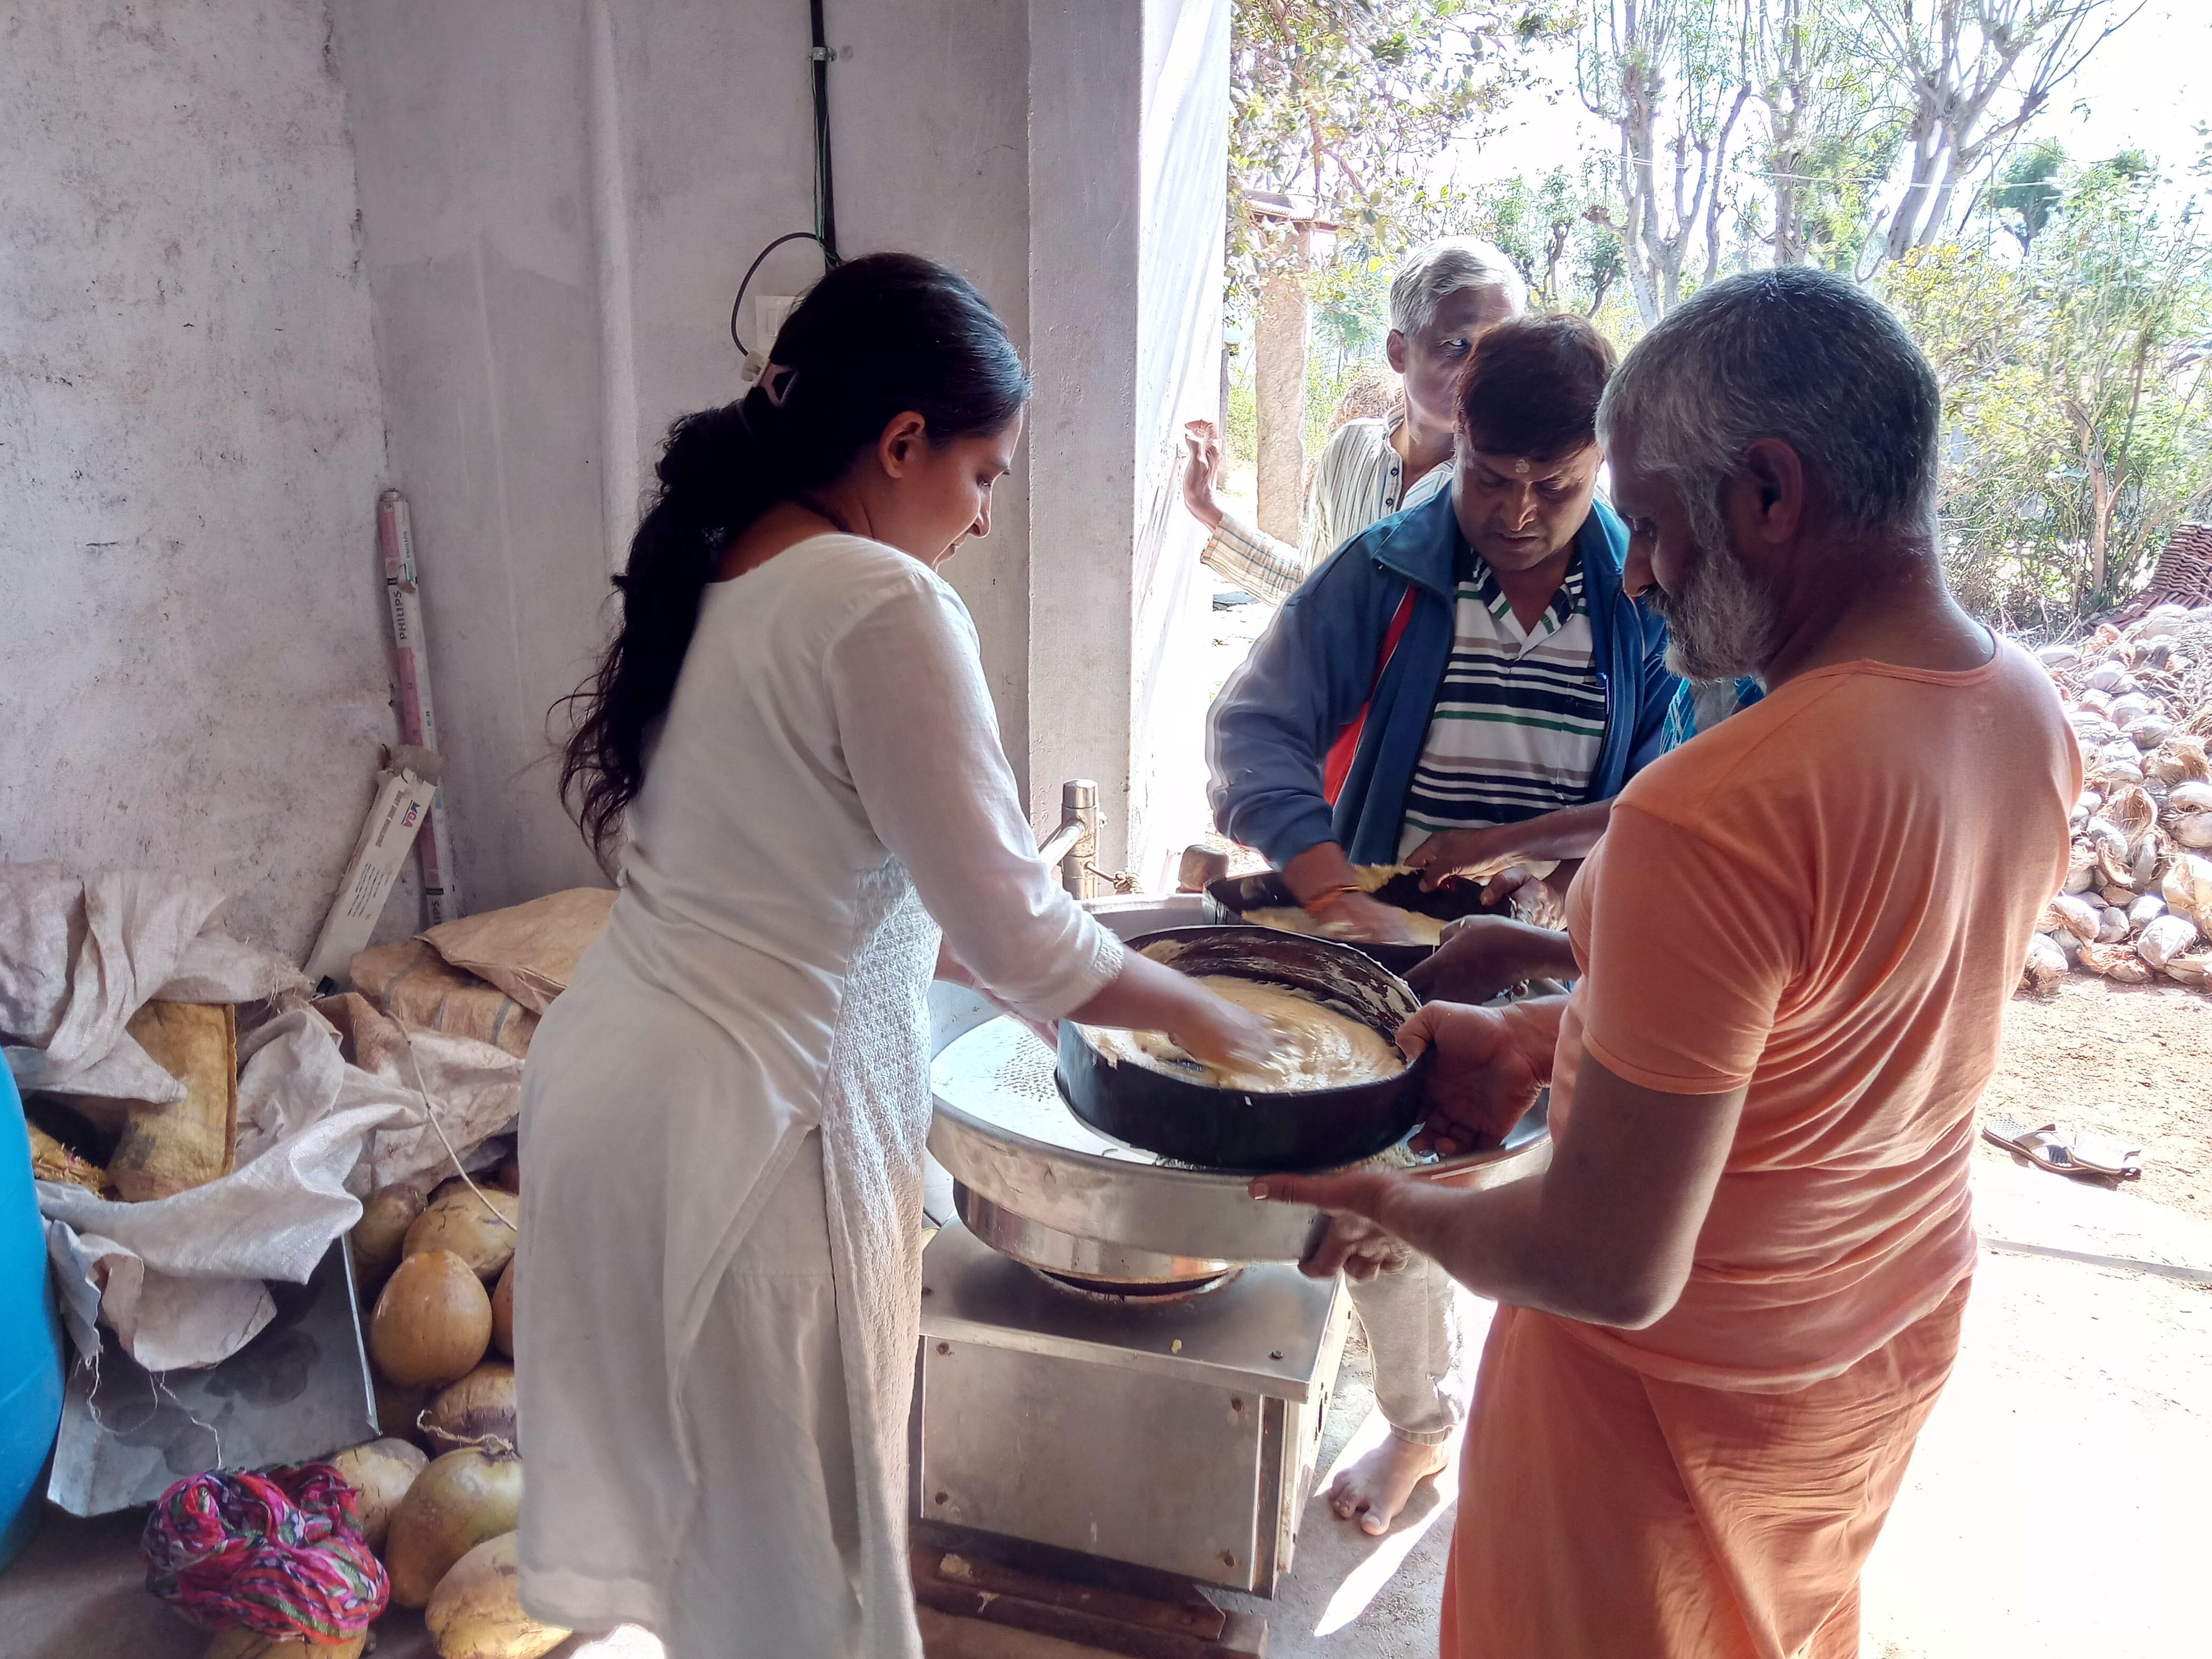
405, 1182, 521, 1282
329, 1435, 429, 1551
425, 1531, 569, 1659
205, 1631, 368, 1658
351, 1184, 425, 1295
422, 1362, 518, 1455
372, 1250, 493, 1388
490, 1259, 514, 1359
386, 1446, 525, 1608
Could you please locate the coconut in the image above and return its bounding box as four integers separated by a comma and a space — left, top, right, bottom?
490, 1259, 514, 1358
351, 1185, 425, 1296
2147, 736, 2210, 785
405, 1183, 521, 1282
375, 1377, 434, 1448
421, 1362, 518, 1456
2023, 933, 2069, 990
386, 1446, 525, 1607
425, 1531, 570, 1659
2127, 893, 2167, 933
205, 1631, 368, 1658
2163, 951, 2212, 986
2166, 853, 2212, 928
371, 1250, 493, 1388
329, 1435, 428, 1551
2096, 906, 2130, 943
2047, 893, 2101, 942
2137, 915, 2202, 972
2076, 941, 2152, 983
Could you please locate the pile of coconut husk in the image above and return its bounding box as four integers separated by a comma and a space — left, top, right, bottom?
2026, 603, 2212, 994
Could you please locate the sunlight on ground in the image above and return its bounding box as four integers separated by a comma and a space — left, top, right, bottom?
1311, 1405, 1466, 1637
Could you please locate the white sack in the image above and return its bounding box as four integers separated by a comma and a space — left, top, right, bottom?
1, 864, 228, 1102
24, 980, 523, 1372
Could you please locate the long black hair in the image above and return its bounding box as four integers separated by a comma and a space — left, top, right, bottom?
557, 252, 1029, 865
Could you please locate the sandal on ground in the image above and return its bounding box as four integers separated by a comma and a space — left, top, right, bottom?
1983, 1118, 2084, 1176
2058, 1129, 2143, 1178
1983, 1118, 2142, 1179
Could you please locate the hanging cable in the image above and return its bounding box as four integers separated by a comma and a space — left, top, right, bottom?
810, 0, 839, 261
730, 3, 841, 362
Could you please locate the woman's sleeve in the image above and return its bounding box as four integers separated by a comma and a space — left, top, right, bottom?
827, 576, 1125, 1022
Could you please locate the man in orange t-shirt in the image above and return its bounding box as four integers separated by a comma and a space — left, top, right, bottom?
1256, 266, 2079, 1658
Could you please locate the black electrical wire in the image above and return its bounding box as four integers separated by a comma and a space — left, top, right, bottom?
728, 3, 841, 357
730, 231, 833, 356
810, 0, 839, 261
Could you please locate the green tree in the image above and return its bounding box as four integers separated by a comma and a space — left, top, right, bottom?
1228, 0, 1578, 288
1988, 136, 2067, 256
1884, 158, 2212, 624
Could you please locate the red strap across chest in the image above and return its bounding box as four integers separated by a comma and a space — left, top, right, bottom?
1321, 585, 1418, 807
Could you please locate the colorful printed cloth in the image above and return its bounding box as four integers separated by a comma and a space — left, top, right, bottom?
142, 1462, 389, 1640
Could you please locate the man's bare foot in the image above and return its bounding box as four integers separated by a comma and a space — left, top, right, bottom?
1327, 1433, 1451, 1536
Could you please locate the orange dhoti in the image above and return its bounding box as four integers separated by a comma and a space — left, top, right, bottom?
1440, 1279, 1968, 1659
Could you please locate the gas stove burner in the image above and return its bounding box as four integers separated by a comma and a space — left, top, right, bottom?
1029, 1264, 1245, 1305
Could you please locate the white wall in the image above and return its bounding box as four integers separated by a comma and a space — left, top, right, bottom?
1028, 0, 1228, 881
0, 2, 406, 958
332, 0, 1040, 910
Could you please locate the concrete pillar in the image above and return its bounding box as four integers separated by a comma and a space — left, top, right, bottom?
1254, 269, 1308, 543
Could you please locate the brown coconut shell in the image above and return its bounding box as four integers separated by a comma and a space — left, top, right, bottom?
351, 1184, 425, 1296
371, 1250, 493, 1388
490, 1259, 514, 1358
425, 1531, 569, 1659
385, 1447, 524, 1608
405, 1182, 520, 1282
328, 1436, 429, 1552
421, 1362, 518, 1456
374, 1377, 434, 1448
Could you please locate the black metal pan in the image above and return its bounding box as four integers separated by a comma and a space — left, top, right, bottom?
1201, 869, 1507, 978
1056, 926, 1434, 1172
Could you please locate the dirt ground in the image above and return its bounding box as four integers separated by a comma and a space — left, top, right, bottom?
1980, 976, 2212, 1221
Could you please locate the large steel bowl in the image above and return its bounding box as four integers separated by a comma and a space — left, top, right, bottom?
927, 896, 1551, 1271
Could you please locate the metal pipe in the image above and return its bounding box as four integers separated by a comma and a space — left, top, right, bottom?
1036, 819, 1085, 870
1041, 779, 1099, 901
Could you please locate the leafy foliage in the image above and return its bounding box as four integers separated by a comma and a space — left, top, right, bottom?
1227, 0, 1578, 295
1884, 159, 2212, 626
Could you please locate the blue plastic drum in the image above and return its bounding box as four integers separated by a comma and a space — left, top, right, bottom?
0, 1066, 65, 1571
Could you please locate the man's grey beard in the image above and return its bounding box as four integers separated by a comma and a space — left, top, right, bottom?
1646, 509, 1786, 683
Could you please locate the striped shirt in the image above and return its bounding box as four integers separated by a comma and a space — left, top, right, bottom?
1398, 548, 1606, 856
1201, 408, 1452, 606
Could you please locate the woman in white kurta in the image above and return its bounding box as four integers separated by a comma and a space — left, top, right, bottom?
515, 254, 1268, 1658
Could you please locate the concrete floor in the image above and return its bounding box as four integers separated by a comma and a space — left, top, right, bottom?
5, 1158, 2207, 1659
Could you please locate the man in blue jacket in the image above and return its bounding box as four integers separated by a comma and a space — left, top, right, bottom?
1205, 313, 1677, 1531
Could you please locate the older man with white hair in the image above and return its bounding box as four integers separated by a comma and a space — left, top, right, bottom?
1182, 237, 1524, 605
1253, 267, 2079, 1657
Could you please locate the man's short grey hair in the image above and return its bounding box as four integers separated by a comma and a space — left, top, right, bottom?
1388, 237, 1527, 336
1596, 266, 1940, 542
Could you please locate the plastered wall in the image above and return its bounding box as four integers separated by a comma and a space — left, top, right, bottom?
0, 2, 408, 958
0, 0, 1225, 938
331, 0, 1040, 910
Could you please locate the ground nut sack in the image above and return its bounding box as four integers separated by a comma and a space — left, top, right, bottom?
417, 887, 615, 1014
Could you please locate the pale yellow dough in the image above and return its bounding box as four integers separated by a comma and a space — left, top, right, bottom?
1081, 975, 1404, 1093
1243, 904, 1445, 946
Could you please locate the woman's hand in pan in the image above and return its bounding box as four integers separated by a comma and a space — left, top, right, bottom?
1169, 984, 1280, 1073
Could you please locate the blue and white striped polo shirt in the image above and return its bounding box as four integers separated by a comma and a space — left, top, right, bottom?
1397, 548, 1607, 855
